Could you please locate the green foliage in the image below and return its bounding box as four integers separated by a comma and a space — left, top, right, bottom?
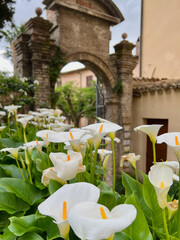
0, 72, 38, 108
0, 24, 26, 59
113, 79, 123, 94
0, 0, 15, 31
56, 81, 96, 127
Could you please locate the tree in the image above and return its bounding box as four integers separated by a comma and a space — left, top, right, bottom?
56, 81, 96, 127
0, 0, 16, 33
0, 24, 26, 59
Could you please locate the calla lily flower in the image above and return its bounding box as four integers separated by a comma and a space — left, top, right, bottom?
167, 200, 179, 220
0, 147, 20, 159
24, 140, 45, 153
173, 173, 179, 182
82, 123, 122, 148
41, 167, 67, 186
134, 124, 163, 143
17, 116, 34, 129
38, 182, 100, 239
36, 130, 56, 147
156, 132, 180, 161
120, 153, 140, 169
157, 161, 179, 174
68, 202, 137, 240
4, 105, 21, 115
49, 150, 85, 180
148, 165, 173, 209
104, 136, 121, 145
97, 149, 112, 161
0, 111, 6, 116
0, 126, 6, 131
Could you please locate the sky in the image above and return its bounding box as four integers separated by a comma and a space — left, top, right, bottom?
0, 0, 141, 72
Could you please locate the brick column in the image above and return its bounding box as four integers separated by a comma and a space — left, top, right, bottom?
13, 34, 31, 77
104, 93, 122, 185
114, 34, 136, 154
25, 16, 55, 108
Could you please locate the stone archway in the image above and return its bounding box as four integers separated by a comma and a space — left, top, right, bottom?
12, 0, 136, 185
65, 52, 116, 86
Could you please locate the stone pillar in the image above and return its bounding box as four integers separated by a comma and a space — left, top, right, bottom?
13, 8, 56, 109
114, 33, 136, 155
13, 34, 31, 77
104, 92, 122, 185
25, 11, 55, 108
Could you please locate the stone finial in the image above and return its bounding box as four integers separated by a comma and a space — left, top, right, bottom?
35, 7, 42, 17
122, 33, 127, 40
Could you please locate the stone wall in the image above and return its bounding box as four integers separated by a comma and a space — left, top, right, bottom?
13, 1, 136, 186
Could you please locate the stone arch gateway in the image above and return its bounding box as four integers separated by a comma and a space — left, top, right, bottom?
13, 0, 136, 184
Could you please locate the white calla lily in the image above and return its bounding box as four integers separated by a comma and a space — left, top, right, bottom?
0, 126, 6, 131
167, 200, 179, 220
148, 165, 173, 209
49, 150, 85, 180
41, 167, 67, 186
4, 105, 21, 114
156, 132, 180, 161
36, 130, 55, 147
0, 111, 6, 116
17, 116, 34, 129
134, 124, 163, 143
157, 161, 179, 174
82, 123, 122, 148
24, 140, 45, 153
0, 147, 19, 159
38, 182, 100, 239
120, 153, 140, 169
68, 202, 137, 240
173, 173, 179, 181
97, 149, 112, 161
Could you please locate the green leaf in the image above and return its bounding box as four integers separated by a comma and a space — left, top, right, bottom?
0, 228, 17, 240
17, 232, 44, 240
98, 182, 117, 211
36, 216, 60, 240
0, 178, 46, 205
0, 192, 30, 214
31, 149, 49, 172
48, 179, 63, 195
0, 164, 22, 178
114, 232, 131, 240
122, 172, 151, 222
0, 166, 12, 177
0, 212, 10, 231
125, 193, 153, 240
0, 138, 23, 148
141, 172, 163, 229
8, 215, 43, 237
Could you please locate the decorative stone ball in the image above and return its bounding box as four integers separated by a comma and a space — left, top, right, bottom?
122, 33, 128, 40
35, 7, 42, 17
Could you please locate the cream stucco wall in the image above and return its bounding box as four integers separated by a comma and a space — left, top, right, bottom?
59, 68, 97, 87
132, 89, 180, 172
141, 0, 180, 78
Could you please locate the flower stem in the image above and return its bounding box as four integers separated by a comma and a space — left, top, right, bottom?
15, 157, 25, 181
162, 208, 169, 240
111, 139, 116, 192
177, 161, 180, 238
152, 141, 156, 165
89, 144, 93, 182
91, 146, 98, 184
97, 158, 103, 180
134, 167, 138, 181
